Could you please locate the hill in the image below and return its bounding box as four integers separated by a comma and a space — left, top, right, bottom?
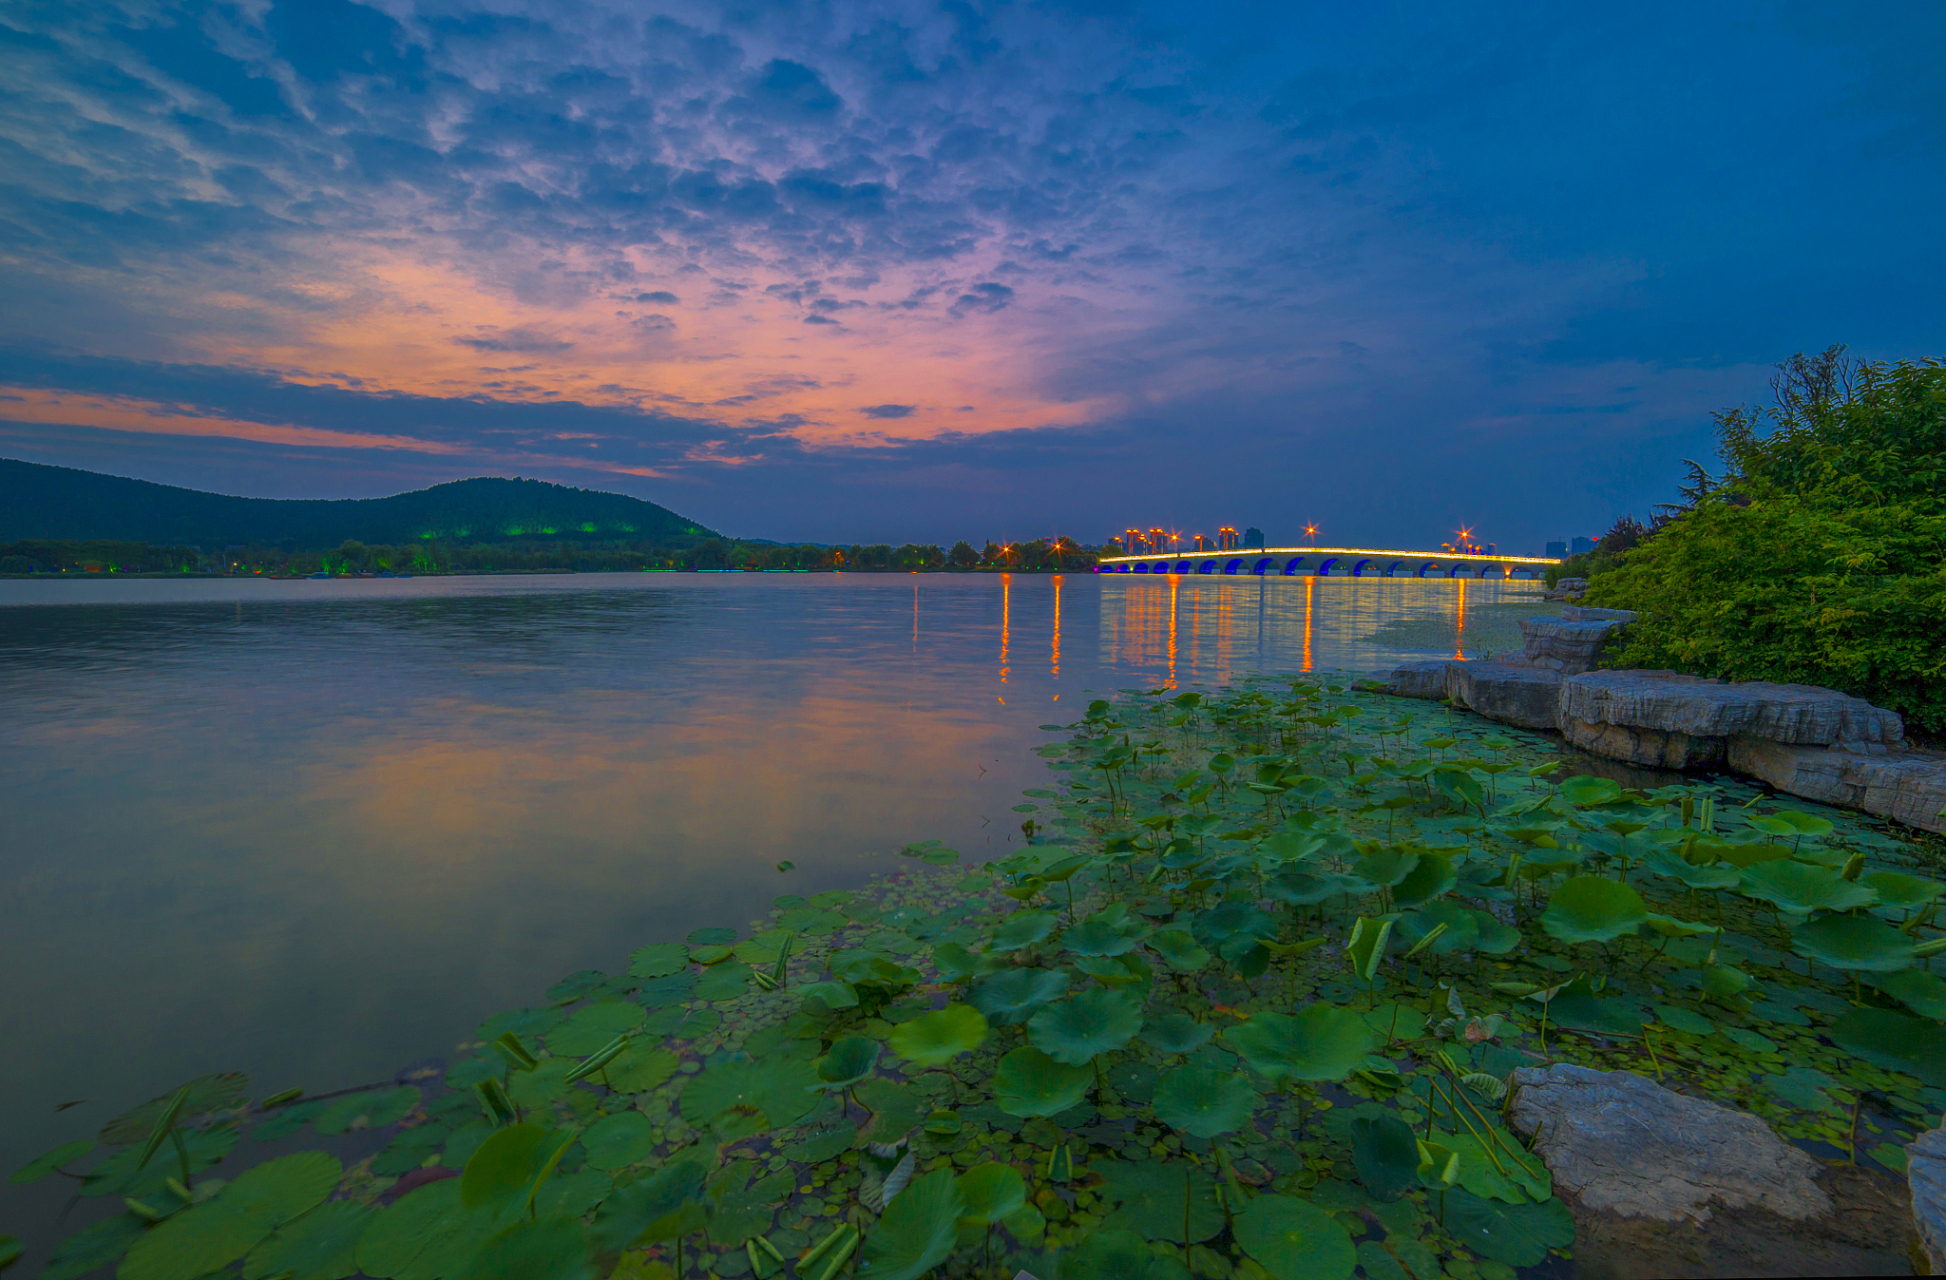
0, 459, 717, 549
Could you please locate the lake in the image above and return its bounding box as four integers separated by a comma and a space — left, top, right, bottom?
0, 570, 1543, 1236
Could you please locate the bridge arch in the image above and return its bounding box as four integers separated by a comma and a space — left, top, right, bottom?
1316, 557, 1340, 576
1173, 560, 1192, 574
1383, 560, 1407, 576
1281, 556, 1309, 576
1222, 557, 1243, 575
1197, 559, 1216, 574
1251, 556, 1273, 575
1350, 558, 1376, 576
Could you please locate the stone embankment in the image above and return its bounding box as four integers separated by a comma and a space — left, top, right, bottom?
1378, 607, 1946, 835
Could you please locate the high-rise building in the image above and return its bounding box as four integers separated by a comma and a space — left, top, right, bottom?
1546, 541, 1567, 558
1244, 528, 1265, 549
1218, 526, 1239, 550
1572, 535, 1596, 555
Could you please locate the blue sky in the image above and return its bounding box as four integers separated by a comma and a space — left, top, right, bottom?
0, 0, 1940, 549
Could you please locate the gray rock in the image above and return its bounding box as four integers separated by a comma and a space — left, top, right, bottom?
1448, 660, 1564, 730
1908, 1126, 1946, 1273
1559, 669, 1904, 748
1510, 1062, 1831, 1223
1561, 714, 1729, 769
1517, 616, 1625, 674
1560, 605, 1638, 624
1729, 739, 1946, 835
1387, 659, 1461, 700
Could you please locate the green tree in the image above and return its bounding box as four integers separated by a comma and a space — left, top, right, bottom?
948, 540, 979, 569
1588, 350, 1946, 734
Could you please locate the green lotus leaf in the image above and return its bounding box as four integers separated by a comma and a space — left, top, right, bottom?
1392, 853, 1457, 907
795, 980, 860, 1011
1063, 919, 1144, 956
992, 1047, 1092, 1118
1151, 1064, 1258, 1138
1094, 1160, 1223, 1244
1393, 902, 1478, 956
967, 968, 1071, 1026
547, 1003, 645, 1057
1863, 871, 1944, 911
581, 1113, 657, 1172
813, 1037, 882, 1089
1147, 929, 1212, 972
1868, 969, 1946, 1020
687, 926, 737, 947
1073, 954, 1152, 988
693, 963, 751, 1001
1791, 913, 1914, 972
460, 1125, 564, 1208
535, 1171, 609, 1223
990, 911, 1058, 951
315, 1086, 420, 1136
1445, 1132, 1551, 1204
1558, 776, 1623, 808
1717, 842, 1793, 869
634, 971, 698, 1008
1060, 1229, 1193, 1280
1232, 1194, 1356, 1280
703, 1161, 793, 1249
603, 1047, 678, 1095
1226, 1006, 1375, 1083
1737, 862, 1876, 915
1829, 1008, 1946, 1086
955, 1163, 1026, 1225
626, 943, 690, 980
1438, 1190, 1574, 1267
1752, 810, 1836, 839
242, 1201, 370, 1280
680, 1057, 820, 1136
888, 1004, 989, 1066
588, 1153, 710, 1250
122, 1152, 341, 1280
1764, 1065, 1843, 1115
355, 1177, 502, 1280
45, 1215, 145, 1280
1027, 989, 1144, 1065
1640, 848, 1740, 889
854, 1169, 964, 1280
1350, 1114, 1419, 1202
1266, 869, 1354, 907
10, 1139, 94, 1185
100, 1074, 249, 1145
1351, 847, 1418, 889
1540, 876, 1646, 943
451, 1217, 589, 1280
1544, 992, 1646, 1035
1142, 1013, 1214, 1056
545, 971, 608, 1002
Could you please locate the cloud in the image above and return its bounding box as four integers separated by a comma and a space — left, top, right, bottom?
455, 329, 576, 354
632, 291, 680, 305
950, 283, 1015, 315
858, 404, 914, 419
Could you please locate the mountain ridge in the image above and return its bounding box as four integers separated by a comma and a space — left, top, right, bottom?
0, 458, 718, 549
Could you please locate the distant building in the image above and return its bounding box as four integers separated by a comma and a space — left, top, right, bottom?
1546, 541, 1566, 558
1571, 535, 1596, 555
1244, 528, 1265, 549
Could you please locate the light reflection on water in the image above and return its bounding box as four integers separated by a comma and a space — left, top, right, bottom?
0, 570, 1537, 1239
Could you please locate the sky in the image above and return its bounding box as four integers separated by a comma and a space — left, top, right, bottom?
1, 0, 1941, 550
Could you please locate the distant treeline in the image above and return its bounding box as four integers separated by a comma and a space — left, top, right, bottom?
2, 536, 1098, 576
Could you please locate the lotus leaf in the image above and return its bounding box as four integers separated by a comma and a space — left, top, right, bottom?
1869, 969, 1946, 1020
1641, 848, 1740, 889
1072, 954, 1151, 988
1864, 871, 1944, 911
241, 1200, 368, 1280
687, 927, 737, 947
1739, 862, 1876, 915
1232, 1195, 1357, 1280
1392, 853, 1457, 907
100, 1074, 249, 1145
45, 1215, 146, 1280
634, 972, 698, 1008
992, 1047, 1092, 1118
955, 1163, 1026, 1225
703, 1160, 794, 1248
693, 963, 751, 1001
1028, 989, 1143, 1064
989, 911, 1058, 951
588, 1153, 710, 1249
451, 1217, 589, 1280
581, 1113, 656, 1172
1352, 847, 1419, 889
1438, 1189, 1573, 1266
1445, 1131, 1550, 1203
1829, 1008, 1946, 1086
967, 968, 1070, 1026
1152, 1064, 1258, 1138
1558, 777, 1623, 807
888, 1004, 988, 1066
1095, 1160, 1224, 1245
1142, 1013, 1214, 1056
680, 1057, 819, 1136
122, 1152, 341, 1280
854, 1169, 965, 1280
1791, 913, 1914, 972
1226, 1006, 1374, 1082
1266, 869, 1353, 907
1540, 876, 1646, 943
545, 971, 608, 1002
1063, 919, 1144, 956
813, 1037, 881, 1089
356, 1179, 500, 1280
1147, 929, 1212, 972
535, 1171, 609, 1223
1349, 1114, 1419, 1201
1716, 842, 1793, 869
1752, 811, 1835, 839
461, 1125, 561, 1207
1059, 1229, 1192, 1280
1764, 1066, 1843, 1115
626, 944, 689, 980
548, 1003, 645, 1057
10, 1139, 94, 1185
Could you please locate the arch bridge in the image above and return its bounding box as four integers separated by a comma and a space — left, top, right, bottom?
1094, 545, 1561, 579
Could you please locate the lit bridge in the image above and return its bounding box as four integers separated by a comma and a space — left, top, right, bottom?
1094, 545, 1562, 579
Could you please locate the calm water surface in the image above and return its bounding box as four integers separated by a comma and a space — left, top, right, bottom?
0, 571, 1539, 1237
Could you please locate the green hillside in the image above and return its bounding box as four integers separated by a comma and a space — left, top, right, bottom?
0, 459, 717, 549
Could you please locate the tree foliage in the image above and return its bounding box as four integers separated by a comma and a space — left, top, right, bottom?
1587, 348, 1946, 735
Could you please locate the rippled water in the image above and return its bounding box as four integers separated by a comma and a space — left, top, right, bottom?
0, 570, 1539, 1234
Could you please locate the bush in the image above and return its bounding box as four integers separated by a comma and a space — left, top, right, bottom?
1587, 351, 1946, 736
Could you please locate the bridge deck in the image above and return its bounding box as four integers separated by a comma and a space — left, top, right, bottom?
1096, 545, 1562, 577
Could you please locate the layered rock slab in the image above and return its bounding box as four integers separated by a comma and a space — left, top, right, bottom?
1732, 739, 1946, 834
1385, 659, 1563, 730
1559, 670, 1904, 749
1509, 1063, 1830, 1223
